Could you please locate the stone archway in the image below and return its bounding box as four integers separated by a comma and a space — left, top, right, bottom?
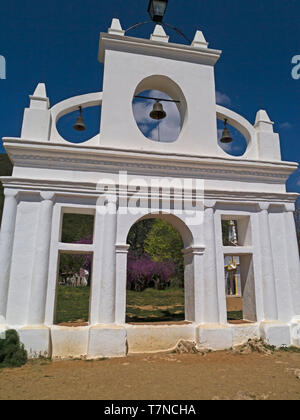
115, 212, 202, 326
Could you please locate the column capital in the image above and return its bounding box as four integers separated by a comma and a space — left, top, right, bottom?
284, 203, 295, 213
104, 194, 118, 206
115, 244, 130, 254
258, 202, 270, 212
204, 200, 216, 210
40, 192, 55, 202
182, 245, 206, 256
4, 189, 18, 199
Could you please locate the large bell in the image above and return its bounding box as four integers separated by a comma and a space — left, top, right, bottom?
73, 107, 86, 131
220, 119, 233, 144
150, 100, 167, 120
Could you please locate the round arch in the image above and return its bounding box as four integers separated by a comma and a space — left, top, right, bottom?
133, 75, 188, 131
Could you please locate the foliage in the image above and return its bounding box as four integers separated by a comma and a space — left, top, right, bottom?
59, 235, 93, 284
127, 219, 156, 257
0, 154, 13, 224
61, 214, 94, 244
144, 219, 184, 286
59, 253, 90, 277
127, 252, 176, 292
0, 329, 27, 369
222, 220, 239, 246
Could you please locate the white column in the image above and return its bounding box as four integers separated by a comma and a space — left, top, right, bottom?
28, 192, 54, 325
258, 203, 278, 320
284, 203, 300, 315
99, 195, 117, 324
115, 244, 130, 324
203, 202, 219, 323
0, 189, 18, 323
183, 246, 205, 324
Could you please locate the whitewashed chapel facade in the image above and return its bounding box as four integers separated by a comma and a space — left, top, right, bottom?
1, 19, 300, 358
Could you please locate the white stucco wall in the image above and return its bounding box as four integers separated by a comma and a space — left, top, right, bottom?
0, 19, 299, 357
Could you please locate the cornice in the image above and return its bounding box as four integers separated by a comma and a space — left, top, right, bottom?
98, 33, 222, 66
0, 177, 298, 204
3, 139, 298, 185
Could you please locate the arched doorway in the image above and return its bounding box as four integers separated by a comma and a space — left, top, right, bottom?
125, 213, 194, 324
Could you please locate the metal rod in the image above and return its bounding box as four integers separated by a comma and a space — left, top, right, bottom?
158, 119, 161, 142
161, 22, 192, 44
134, 95, 180, 103
125, 21, 153, 34
125, 21, 191, 45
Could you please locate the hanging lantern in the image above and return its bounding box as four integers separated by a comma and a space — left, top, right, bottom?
73, 106, 86, 132
220, 119, 233, 144
148, 0, 168, 23
149, 100, 167, 120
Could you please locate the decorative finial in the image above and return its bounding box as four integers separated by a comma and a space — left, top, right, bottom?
29, 83, 49, 109
191, 30, 209, 49
150, 24, 169, 43
108, 18, 125, 36
255, 110, 274, 132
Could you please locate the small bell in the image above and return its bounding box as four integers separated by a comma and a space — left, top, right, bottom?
150, 100, 167, 120
73, 106, 86, 131
220, 119, 233, 144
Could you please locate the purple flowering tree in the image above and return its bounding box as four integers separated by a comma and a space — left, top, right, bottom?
127, 252, 176, 292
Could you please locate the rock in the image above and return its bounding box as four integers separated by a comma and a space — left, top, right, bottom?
231, 339, 274, 356
175, 340, 198, 354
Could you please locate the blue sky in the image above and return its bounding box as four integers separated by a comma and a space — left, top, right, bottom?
0, 0, 299, 192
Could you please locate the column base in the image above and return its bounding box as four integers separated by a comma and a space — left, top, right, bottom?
291, 319, 300, 347
51, 326, 89, 359
17, 326, 51, 358
260, 322, 291, 348
126, 324, 195, 354
196, 324, 233, 351
0, 326, 7, 340
87, 325, 127, 359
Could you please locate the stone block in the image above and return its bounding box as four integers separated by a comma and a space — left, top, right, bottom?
260, 322, 291, 347
51, 326, 89, 359
196, 324, 233, 350
18, 326, 50, 358
87, 325, 127, 359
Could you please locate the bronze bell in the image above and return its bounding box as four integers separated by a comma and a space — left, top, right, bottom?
220, 119, 233, 144
150, 100, 167, 120
73, 106, 86, 131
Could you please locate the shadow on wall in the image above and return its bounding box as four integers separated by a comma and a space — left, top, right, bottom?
0, 154, 13, 224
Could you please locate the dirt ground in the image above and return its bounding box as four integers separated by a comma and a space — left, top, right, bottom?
226, 296, 243, 312
1, 351, 300, 400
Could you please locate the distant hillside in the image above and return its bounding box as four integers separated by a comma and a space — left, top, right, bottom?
0, 154, 13, 223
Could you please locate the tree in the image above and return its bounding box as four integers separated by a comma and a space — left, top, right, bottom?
127, 252, 176, 291
144, 219, 184, 286
127, 219, 156, 257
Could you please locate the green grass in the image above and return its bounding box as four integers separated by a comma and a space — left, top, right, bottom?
55, 286, 245, 325
126, 288, 185, 323
55, 286, 91, 324
227, 311, 243, 321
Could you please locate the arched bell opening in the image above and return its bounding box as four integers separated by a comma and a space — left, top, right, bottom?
217, 118, 248, 157
56, 105, 101, 144
132, 75, 187, 143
